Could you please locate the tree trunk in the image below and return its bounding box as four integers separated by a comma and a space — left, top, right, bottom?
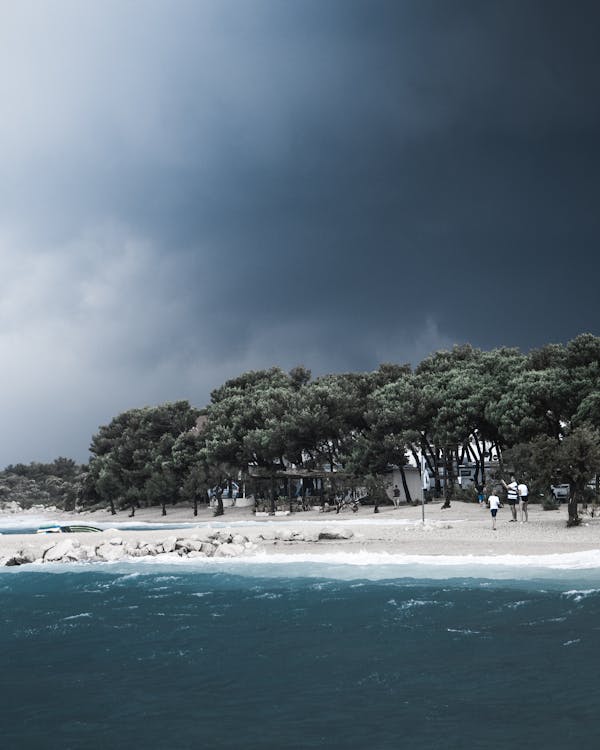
399, 465, 412, 504
441, 447, 452, 509
410, 446, 421, 474
161, 501, 167, 516
129, 502, 135, 518
420, 438, 440, 495
434, 447, 443, 498
193, 496, 198, 516
109, 497, 116, 515
472, 433, 485, 485
567, 482, 580, 527
214, 487, 224, 517
495, 441, 504, 477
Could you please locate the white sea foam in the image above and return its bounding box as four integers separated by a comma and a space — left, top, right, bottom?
176, 547, 600, 570
4, 547, 600, 586
562, 589, 600, 601
447, 628, 481, 635
62, 612, 93, 621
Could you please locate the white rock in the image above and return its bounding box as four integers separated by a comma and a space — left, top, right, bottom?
17, 547, 38, 564
214, 543, 245, 557
96, 543, 126, 562
318, 528, 354, 540
213, 530, 233, 544
175, 538, 203, 552
1, 501, 21, 514
108, 537, 123, 545
124, 544, 142, 556
191, 532, 214, 544
258, 530, 277, 541
187, 539, 204, 552
44, 539, 81, 562
302, 531, 320, 542
162, 536, 178, 553
200, 542, 217, 556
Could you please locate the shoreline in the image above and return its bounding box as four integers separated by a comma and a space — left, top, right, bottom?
2, 501, 600, 567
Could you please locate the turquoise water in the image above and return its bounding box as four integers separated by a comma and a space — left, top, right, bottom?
1, 562, 599, 750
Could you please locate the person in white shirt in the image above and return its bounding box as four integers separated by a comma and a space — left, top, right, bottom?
501, 475, 519, 521
488, 492, 501, 530
518, 482, 529, 522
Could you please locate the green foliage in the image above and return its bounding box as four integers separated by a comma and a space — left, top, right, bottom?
457, 485, 479, 503
0, 458, 85, 510
84, 401, 200, 511
9, 334, 600, 520
505, 426, 600, 526
489, 336, 600, 447
542, 495, 560, 511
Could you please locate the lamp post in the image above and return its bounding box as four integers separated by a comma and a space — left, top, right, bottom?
420, 453, 427, 524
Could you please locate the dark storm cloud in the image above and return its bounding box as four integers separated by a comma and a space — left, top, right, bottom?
1, 0, 600, 461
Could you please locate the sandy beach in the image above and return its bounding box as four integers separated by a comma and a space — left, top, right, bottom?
2, 500, 600, 563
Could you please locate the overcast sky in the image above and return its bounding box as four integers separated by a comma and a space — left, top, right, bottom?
1, 0, 599, 464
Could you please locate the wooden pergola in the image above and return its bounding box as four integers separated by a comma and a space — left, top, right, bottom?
247, 467, 356, 513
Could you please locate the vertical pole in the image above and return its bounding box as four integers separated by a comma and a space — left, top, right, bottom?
421, 453, 426, 524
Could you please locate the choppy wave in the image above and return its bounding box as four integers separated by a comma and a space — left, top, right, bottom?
2, 567, 599, 750
4, 548, 600, 590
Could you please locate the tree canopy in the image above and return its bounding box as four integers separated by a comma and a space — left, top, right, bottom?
5, 334, 600, 527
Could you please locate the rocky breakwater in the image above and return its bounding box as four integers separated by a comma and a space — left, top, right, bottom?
0, 526, 356, 567
0, 530, 259, 567
256, 527, 355, 544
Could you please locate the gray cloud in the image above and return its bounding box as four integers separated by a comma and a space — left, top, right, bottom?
1, 0, 599, 462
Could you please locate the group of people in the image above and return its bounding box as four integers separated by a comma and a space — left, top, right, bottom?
479, 476, 529, 530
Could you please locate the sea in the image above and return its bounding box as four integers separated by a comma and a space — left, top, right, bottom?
2, 548, 600, 749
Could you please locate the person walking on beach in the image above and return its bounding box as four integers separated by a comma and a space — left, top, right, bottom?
502, 475, 518, 521
476, 483, 485, 506
518, 481, 529, 522
393, 484, 401, 508
488, 491, 501, 530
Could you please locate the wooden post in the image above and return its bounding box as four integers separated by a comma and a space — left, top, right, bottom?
270, 477, 276, 515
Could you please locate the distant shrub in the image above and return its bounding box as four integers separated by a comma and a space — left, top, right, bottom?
542, 495, 560, 511
458, 486, 479, 503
